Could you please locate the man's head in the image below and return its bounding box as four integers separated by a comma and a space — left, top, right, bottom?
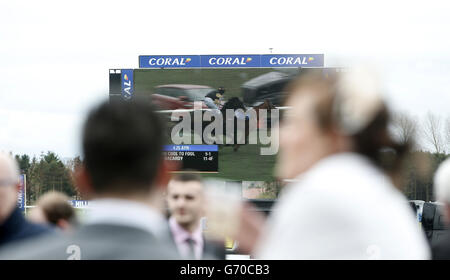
0, 152, 20, 224
29, 191, 76, 231
75, 99, 167, 199
167, 173, 205, 232
434, 158, 450, 223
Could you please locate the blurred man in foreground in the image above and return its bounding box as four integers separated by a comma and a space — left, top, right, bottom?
0, 152, 52, 247
251, 68, 429, 259
0, 100, 179, 259
167, 173, 225, 259
432, 158, 450, 259
28, 191, 77, 232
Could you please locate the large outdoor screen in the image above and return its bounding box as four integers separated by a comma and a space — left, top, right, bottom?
109, 54, 328, 199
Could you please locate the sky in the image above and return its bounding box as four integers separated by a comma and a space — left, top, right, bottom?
1, 0, 449, 158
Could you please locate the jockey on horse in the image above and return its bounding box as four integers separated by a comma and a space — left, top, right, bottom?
203, 87, 275, 151
204, 86, 250, 121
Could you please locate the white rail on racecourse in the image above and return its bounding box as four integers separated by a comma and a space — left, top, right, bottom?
25, 205, 90, 209
156, 106, 291, 114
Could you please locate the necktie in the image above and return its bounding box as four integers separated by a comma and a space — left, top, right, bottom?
185, 238, 196, 260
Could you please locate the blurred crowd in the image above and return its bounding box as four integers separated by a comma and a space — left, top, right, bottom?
1, 68, 450, 260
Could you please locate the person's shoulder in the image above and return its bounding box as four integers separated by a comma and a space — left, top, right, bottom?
302, 153, 401, 201
0, 230, 65, 260
68, 223, 180, 259
7, 220, 54, 245
276, 161, 387, 222
23, 221, 54, 236
0, 224, 181, 260
432, 231, 450, 260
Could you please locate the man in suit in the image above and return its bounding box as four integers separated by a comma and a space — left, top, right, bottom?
432, 158, 450, 260
166, 173, 226, 259
0, 99, 179, 259
0, 152, 52, 247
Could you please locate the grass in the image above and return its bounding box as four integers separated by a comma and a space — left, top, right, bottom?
165, 125, 277, 181
203, 139, 277, 182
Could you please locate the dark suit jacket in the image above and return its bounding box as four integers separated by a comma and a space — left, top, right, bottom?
202, 237, 226, 260
432, 230, 450, 260
167, 220, 226, 260
0, 207, 52, 247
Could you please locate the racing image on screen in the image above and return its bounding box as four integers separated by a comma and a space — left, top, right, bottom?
110, 65, 337, 199
134, 68, 299, 186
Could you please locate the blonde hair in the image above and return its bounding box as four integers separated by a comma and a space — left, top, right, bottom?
284, 69, 410, 177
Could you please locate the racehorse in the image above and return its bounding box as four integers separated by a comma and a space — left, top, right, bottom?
220, 97, 277, 152
181, 97, 277, 152
252, 99, 277, 129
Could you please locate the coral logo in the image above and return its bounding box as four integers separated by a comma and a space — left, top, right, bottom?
208, 57, 253, 66
148, 57, 191, 66
122, 70, 133, 100
269, 56, 312, 65
140, 54, 323, 68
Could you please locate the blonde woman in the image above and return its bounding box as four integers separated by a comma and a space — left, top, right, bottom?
253, 69, 429, 260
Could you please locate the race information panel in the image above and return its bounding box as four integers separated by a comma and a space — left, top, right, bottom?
163, 145, 218, 172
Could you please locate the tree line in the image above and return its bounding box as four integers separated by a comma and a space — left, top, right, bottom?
389, 111, 449, 201
14, 151, 82, 204
12, 150, 449, 204
11, 111, 450, 204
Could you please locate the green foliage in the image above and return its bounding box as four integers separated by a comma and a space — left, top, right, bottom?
15, 154, 31, 174
15, 151, 79, 204
12, 149, 449, 204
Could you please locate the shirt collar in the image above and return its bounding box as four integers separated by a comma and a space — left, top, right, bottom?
83, 198, 167, 238
168, 216, 203, 246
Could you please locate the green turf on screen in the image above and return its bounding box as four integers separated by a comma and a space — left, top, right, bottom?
134, 68, 279, 183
